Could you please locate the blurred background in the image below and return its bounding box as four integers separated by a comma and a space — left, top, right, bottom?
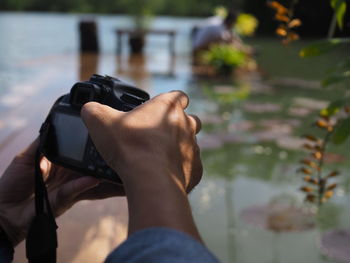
1, 0, 350, 262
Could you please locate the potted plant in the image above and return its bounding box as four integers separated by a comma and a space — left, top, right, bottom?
126, 0, 160, 54
201, 44, 248, 75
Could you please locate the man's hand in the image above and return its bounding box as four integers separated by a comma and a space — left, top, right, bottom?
81, 91, 202, 193
81, 91, 203, 241
0, 139, 124, 246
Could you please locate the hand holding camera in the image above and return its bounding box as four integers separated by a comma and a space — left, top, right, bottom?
81, 90, 202, 193
81, 90, 203, 240
0, 74, 203, 251
41, 74, 202, 192
41, 75, 150, 183
0, 139, 124, 246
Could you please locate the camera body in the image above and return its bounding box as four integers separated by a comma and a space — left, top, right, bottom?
41, 74, 150, 184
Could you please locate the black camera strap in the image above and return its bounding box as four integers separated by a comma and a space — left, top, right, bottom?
26, 122, 58, 263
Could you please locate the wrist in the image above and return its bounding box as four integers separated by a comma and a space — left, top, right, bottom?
122, 169, 202, 242
116, 154, 186, 192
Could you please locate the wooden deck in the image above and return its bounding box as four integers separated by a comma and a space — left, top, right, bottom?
0, 50, 192, 262
0, 55, 128, 262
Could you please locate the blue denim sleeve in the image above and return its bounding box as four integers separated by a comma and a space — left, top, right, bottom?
0, 245, 14, 263
105, 227, 220, 263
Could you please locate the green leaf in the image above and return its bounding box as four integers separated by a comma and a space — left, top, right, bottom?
320, 99, 347, 116
331, 0, 347, 29
299, 38, 350, 57
322, 70, 350, 87
328, 57, 350, 74
332, 117, 350, 144
201, 44, 247, 70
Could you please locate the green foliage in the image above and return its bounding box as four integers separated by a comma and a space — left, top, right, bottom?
300, 37, 350, 89
213, 6, 259, 37
201, 44, 247, 73
0, 0, 236, 16
203, 84, 250, 105
213, 6, 227, 18
333, 58, 350, 72
322, 70, 350, 87
330, 0, 347, 29
235, 13, 259, 37
299, 38, 350, 58
118, 0, 163, 17
321, 57, 350, 87
332, 117, 350, 144
320, 99, 347, 117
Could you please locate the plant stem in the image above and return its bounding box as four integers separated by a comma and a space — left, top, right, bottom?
316, 130, 333, 206
327, 13, 337, 39
289, 0, 299, 17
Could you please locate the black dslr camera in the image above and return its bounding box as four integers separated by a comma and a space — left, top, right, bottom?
40, 74, 150, 184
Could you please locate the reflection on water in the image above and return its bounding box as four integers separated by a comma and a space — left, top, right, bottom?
116, 54, 150, 90
116, 54, 176, 79
79, 53, 99, 81
1, 13, 350, 263
188, 63, 349, 262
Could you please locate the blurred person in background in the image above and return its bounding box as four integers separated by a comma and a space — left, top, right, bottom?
192, 10, 243, 53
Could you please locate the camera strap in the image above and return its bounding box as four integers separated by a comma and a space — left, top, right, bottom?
26, 122, 58, 263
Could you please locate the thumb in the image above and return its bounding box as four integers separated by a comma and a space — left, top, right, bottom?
81, 102, 123, 131
80, 102, 124, 168
50, 176, 100, 216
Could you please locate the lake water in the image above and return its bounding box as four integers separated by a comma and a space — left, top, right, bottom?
1, 12, 350, 263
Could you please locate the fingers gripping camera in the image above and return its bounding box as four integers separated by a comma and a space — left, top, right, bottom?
40, 75, 150, 184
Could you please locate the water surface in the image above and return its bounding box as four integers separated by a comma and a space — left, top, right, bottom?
1, 12, 349, 263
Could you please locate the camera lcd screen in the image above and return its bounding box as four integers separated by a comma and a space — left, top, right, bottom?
53, 113, 88, 161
